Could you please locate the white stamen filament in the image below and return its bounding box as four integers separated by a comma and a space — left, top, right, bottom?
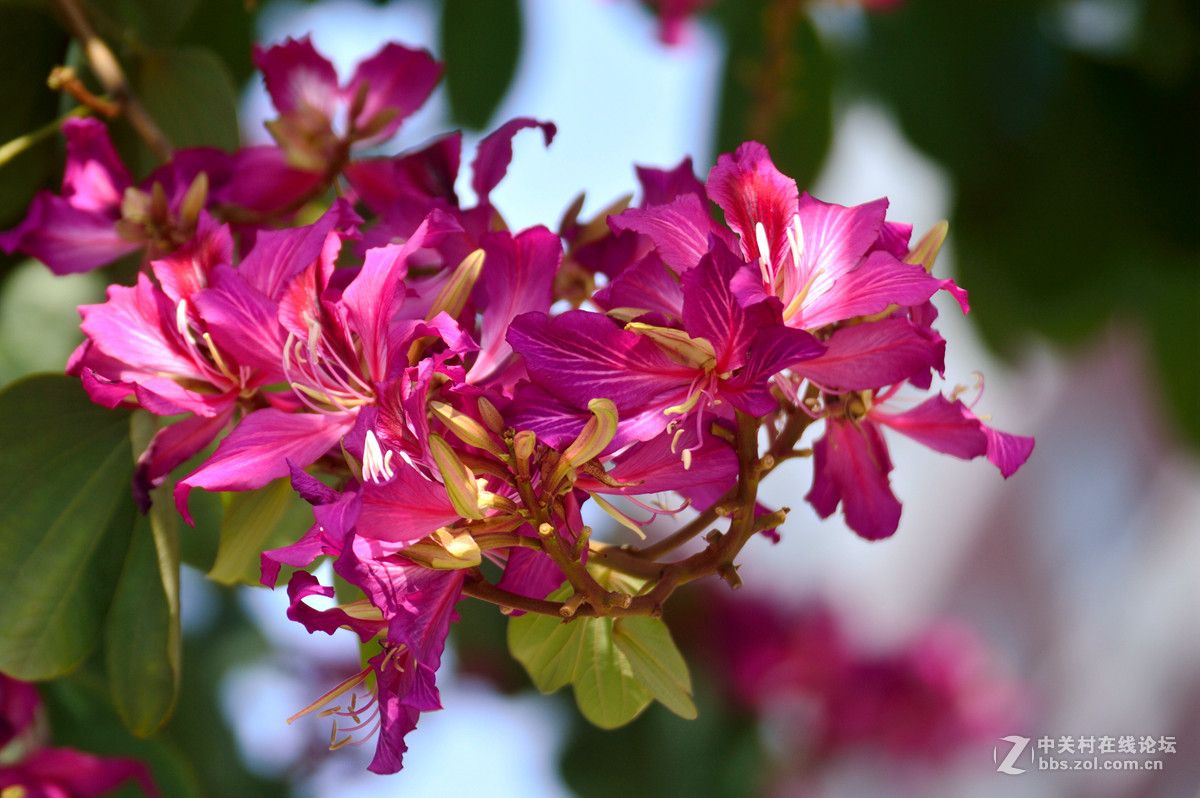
362, 431, 395, 484
175, 300, 197, 345
754, 221, 773, 289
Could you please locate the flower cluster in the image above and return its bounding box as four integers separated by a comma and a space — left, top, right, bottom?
2, 36, 1031, 774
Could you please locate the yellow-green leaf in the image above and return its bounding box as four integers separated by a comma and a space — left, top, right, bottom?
613, 616, 697, 720
208, 476, 311, 585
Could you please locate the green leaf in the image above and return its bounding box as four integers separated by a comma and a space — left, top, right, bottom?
440, 0, 522, 129
105, 479, 181, 736
134, 46, 240, 170
613, 616, 697, 720
713, 1, 832, 189
573, 616, 652, 730
208, 476, 312, 586
0, 374, 135, 678
507, 584, 586, 693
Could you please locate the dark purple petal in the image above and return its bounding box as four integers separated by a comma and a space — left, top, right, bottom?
507, 310, 693, 413
983, 425, 1035, 478
870, 394, 989, 460
285, 570, 383, 641
354, 463, 461, 545
496, 545, 563, 607
344, 133, 462, 214
681, 245, 774, 369
238, 198, 360, 300
0, 192, 138, 274
216, 145, 326, 217
193, 264, 288, 376
799, 250, 943, 330
635, 157, 706, 207
592, 253, 684, 318
133, 408, 235, 511
5, 747, 160, 797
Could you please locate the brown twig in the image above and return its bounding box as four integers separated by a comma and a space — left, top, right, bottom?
50, 0, 173, 162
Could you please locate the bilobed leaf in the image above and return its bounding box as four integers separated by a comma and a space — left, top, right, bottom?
613, 616, 697, 720
0, 374, 135, 678
440, 0, 521, 129
573, 617, 652, 730
208, 476, 311, 585
507, 583, 586, 693
105, 482, 181, 736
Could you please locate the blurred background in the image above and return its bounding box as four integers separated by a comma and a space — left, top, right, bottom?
0, 0, 1197, 796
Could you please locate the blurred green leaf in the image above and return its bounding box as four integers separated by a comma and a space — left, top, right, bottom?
0, 374, 134, 678
849, 0, 1200, 448
0, 260, 103, 388
561, 674, 764, 798
134, 45, 239, 170
106, 480, 181, 737
713, 0, 832, 189
613, 615, 696, 720
42, 673, 204, 798
0, 5, 68, 231
208, 476, 312, 586
91, 0, 199, 45
440, 0, 521, 129
174, 0, 258, 88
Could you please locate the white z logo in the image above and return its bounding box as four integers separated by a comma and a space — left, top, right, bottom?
994, 735, 1030, 775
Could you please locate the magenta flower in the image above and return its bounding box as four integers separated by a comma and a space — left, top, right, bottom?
254, 37, 440, 170
174, 210, 464, 519
0, 118, 221, 275
508, 242, 824, 449
807, 390, 1035, 539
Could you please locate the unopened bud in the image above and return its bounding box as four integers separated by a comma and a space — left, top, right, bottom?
429, 400, 507, 459
402, 527, 482, 569
905, 221, 949, 273
429, 434, 484, 519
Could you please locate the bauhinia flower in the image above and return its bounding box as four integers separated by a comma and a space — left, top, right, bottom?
807, 386, 1035, 539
